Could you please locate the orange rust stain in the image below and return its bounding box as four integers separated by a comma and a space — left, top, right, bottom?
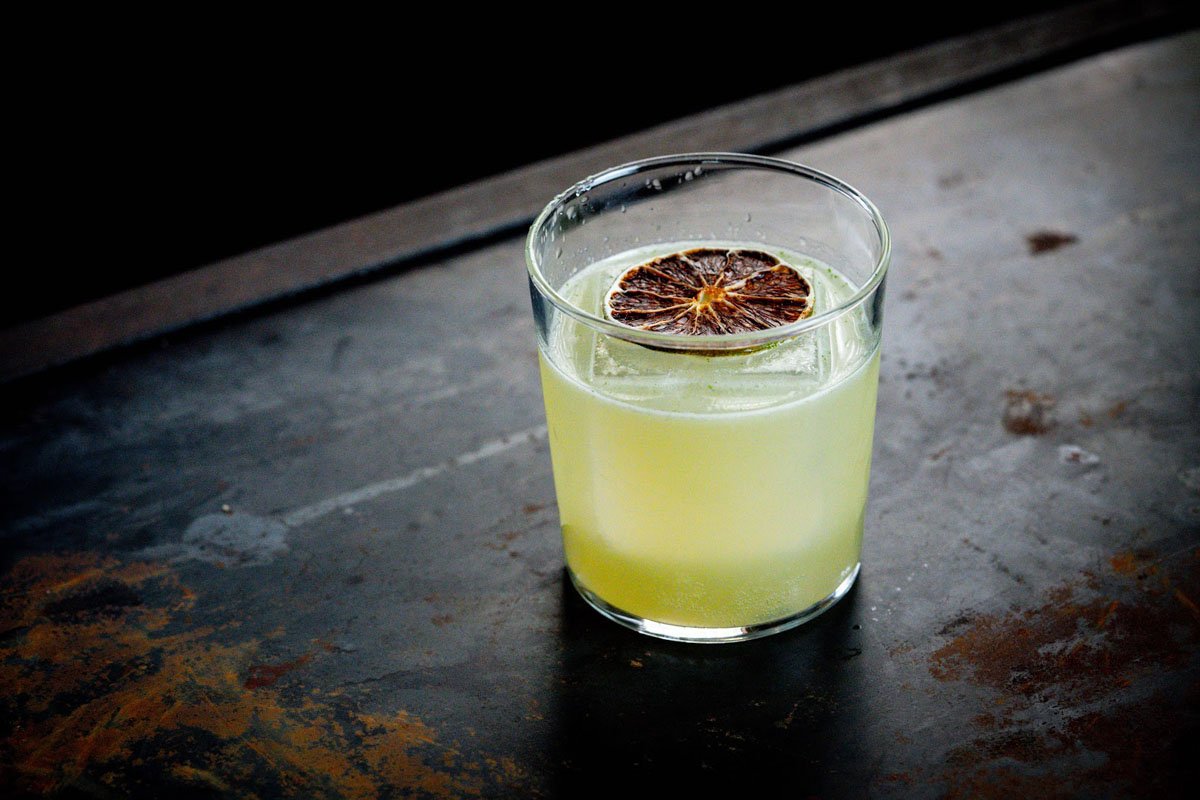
284, 723, 325, 749
1109, 551, 1138, 575
0, 552, 524, 798
923, 548, 1199, 797
1095, 600, 1119, 629
244, 652, 314, 690
170, 764, 231, 792
353, 710, 481, 798
496, 756, 528, 783
971, 713, 997, 730
931, 553, 1191, 698
1002, 390, 1056, 436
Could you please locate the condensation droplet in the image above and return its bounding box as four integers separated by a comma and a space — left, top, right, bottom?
684, 171, 694, 181
651, 178, 662, 191
745, 212, 752, 223
555, 247, 563, 259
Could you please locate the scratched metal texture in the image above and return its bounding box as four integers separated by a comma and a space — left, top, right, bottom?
2, 33, 1198, 799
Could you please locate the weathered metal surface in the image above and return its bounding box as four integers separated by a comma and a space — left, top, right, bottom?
2, 33, 1198, 798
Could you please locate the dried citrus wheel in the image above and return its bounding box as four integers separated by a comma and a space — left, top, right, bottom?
604, 248, 814, 336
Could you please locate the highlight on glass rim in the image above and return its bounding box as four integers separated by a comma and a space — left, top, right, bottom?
526, 153, 890, 643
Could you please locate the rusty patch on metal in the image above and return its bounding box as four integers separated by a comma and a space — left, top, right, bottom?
1108, 550, 1151, 577
1076, 399, 1131, 432
923, 548, 1200, 797
1002, 390, 1056, 435
0, 553, 527, 797
1026, 230, 1078, 255
244, 652, 315, 690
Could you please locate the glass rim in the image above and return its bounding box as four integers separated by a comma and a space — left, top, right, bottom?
525, 152, 891, 352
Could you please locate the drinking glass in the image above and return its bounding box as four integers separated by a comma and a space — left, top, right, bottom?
527, 153, 890, 642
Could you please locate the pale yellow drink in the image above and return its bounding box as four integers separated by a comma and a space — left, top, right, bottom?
539, 243, 880, 631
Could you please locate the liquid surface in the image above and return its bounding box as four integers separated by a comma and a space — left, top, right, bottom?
548, 243, 873, 413
539, 243, 881, 630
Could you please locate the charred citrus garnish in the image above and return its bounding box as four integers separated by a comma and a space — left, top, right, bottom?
604, 248, 814, 336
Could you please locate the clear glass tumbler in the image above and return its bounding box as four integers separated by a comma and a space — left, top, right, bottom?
527, 154, 890, 643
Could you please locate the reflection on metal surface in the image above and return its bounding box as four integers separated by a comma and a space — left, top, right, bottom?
282, 424, 548, 528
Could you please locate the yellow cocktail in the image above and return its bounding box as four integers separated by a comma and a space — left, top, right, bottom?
540, 245, 878, 633
526, 156, 890, 642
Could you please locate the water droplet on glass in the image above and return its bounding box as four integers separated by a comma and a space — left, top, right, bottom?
694, 166, 703, 176
745, 213, 752, 223
651, 178, 662, 191
684, 171, 694, 181
620, 204, 627, 213
555, 247, 563, 259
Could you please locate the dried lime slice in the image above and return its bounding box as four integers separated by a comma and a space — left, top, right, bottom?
604, 248, 814, 336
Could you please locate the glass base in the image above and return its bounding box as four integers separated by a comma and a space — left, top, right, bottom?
567, 562, 861, 644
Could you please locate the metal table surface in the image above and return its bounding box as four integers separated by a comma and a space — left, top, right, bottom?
3, 32, 1198, 798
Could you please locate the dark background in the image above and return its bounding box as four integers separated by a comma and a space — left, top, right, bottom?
14, 3, 1077, 325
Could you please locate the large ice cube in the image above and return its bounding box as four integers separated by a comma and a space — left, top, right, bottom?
586, 319, 832, 414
